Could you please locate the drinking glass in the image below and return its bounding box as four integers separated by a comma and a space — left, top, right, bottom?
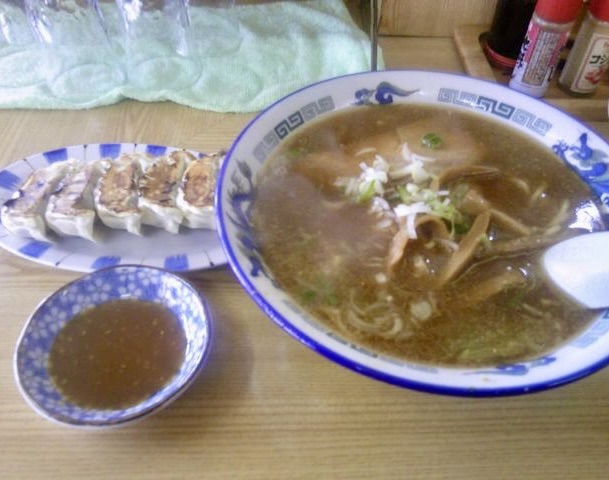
0, 0, 45, 88
187, 0, 241, 58
24, 0, 125, 101
116, 0, 199, 91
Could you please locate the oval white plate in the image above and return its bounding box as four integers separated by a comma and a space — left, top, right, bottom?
0, 143, 226, 272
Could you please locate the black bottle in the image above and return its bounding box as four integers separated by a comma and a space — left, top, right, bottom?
484, 0, 538, 70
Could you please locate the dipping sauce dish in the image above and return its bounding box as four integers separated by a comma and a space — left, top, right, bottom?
13, 265, 212, 428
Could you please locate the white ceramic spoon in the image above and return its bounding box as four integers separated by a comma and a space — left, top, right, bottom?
542, 231, 609, 309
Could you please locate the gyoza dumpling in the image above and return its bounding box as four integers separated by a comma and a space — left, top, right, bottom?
45, 160, 104, 241
137, 151, 187, 233
177, 151, 223, 230
94, 154, 143, 235
1, 159, 74, 241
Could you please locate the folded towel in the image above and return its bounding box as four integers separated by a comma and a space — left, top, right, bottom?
0, 0, 382, 112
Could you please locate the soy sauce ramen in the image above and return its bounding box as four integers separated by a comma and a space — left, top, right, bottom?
251, 104, 605, 367
48, 299, 187, 410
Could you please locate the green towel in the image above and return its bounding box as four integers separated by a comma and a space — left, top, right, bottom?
0, 0, 381, 112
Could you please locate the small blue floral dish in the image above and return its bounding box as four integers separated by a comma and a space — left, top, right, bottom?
14, 265, 212, 428
217, 69, 609, 397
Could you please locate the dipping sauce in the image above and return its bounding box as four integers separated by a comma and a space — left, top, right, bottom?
48, 299, 187, 410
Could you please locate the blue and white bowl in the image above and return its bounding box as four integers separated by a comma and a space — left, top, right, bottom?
14, 265, 212, 427
217, 70, 609, 397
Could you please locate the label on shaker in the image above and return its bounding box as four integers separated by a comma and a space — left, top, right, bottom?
510, 21, 570, 97
572, 34, 609, 93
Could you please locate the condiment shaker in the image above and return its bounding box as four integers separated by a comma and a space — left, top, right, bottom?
559, 0, 609, 95
509, 0, 583, 97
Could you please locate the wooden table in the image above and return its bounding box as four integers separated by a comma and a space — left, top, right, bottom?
1, 36, 609, 480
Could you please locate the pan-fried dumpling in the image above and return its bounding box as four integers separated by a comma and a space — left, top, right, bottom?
94, 154, 143, 235
1, 160, 73, 241
45, 160, 104, 241
137, 151, 187, 233
177, 151, 222, 230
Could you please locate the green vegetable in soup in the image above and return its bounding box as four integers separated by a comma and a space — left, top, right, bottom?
421, 132, 443, 149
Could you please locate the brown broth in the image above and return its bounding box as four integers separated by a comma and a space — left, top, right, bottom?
48, 299, 187, 409
251, 104, 605, 367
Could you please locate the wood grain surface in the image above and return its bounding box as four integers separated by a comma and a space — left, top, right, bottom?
379, 0, 498, 37
1, 36, 609, 480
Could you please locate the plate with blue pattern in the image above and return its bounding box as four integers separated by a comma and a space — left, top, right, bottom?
0, 143, 226, 272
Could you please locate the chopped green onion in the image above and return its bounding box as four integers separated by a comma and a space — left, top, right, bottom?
478, 233, 492, 250
301, 277, 339, 307
325, 293, 339, 307
452, 220, 468, 235
396, 184, 409, 203
301, 290, 317, 304
422, 132, 443, 149
286, 146, 307, 160
357, 181, 377, 203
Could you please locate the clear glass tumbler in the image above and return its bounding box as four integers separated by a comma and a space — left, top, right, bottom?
116, 0, 200, 91
0, 0, 45, 88
25, 0, 125, 102
187, 0, 241, 58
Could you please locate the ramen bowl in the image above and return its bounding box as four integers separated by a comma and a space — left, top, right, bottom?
217, 70, 609, 397
14, 265, 212, 427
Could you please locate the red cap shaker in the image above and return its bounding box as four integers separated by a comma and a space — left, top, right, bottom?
509, 0, 584, 97
535, 0, 584, 23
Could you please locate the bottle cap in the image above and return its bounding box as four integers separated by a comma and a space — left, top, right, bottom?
482, 38, 517, 71
535, 0, 583, 23
589, 0, 609, 22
